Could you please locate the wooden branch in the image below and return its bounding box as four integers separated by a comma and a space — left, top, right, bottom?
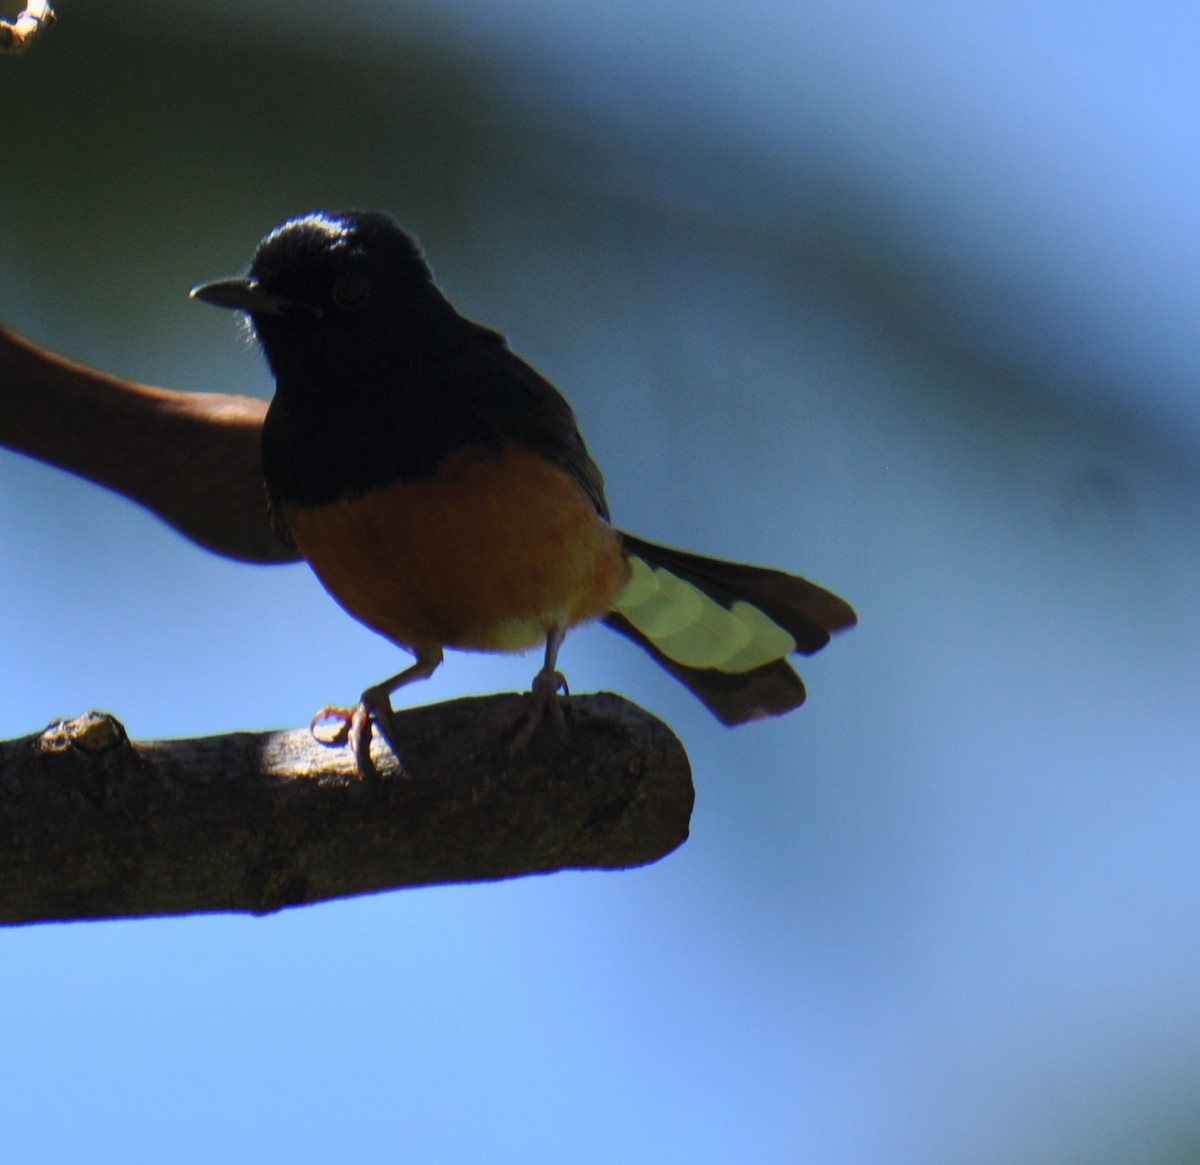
0, 323, 298, 564
0, 694, 693, 926
0, 1, 54, 55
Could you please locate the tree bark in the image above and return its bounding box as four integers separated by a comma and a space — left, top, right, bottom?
0, 694, 693, 926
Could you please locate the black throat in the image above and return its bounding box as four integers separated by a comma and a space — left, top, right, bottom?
259, 317, 504, 511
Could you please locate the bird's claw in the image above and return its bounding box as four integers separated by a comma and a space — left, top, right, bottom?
310, 697, 394, 777
508, 668, 569, 754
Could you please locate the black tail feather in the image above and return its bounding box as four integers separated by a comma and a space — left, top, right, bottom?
618, 533, 857, 653
602, 610, 808, 724
606, 532, 855, 725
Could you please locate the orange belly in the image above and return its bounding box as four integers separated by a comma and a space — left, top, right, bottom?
281, 443, 630, 654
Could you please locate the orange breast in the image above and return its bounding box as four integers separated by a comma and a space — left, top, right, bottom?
281, 443, 630, 654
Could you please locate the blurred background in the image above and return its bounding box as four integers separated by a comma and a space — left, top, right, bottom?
2, 1, 1199, 1161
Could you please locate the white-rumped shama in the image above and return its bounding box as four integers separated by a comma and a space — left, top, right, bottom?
191, 212, 856, 771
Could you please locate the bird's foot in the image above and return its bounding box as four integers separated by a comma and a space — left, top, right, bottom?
311, 691, 399, 778
508, 667, 570, 754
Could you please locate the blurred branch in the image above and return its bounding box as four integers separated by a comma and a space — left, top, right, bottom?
0, 1, 54, 55
0, 696, 694, 926
0, 322, 297, 563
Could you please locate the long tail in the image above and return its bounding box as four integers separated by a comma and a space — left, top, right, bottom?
603, 532, 856, 725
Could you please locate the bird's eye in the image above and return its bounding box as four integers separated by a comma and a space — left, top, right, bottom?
332, 272, 370, 311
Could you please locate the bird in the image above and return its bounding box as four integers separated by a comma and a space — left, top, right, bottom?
191, 211, 856, 771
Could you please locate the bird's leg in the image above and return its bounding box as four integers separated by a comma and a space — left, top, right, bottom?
311, 646, 444, 775
509, 625, 569, 753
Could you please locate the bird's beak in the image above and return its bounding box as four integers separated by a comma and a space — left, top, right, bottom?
190, 277, 292, 317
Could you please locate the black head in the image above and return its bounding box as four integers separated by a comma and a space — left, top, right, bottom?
191, 211, 449, 380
